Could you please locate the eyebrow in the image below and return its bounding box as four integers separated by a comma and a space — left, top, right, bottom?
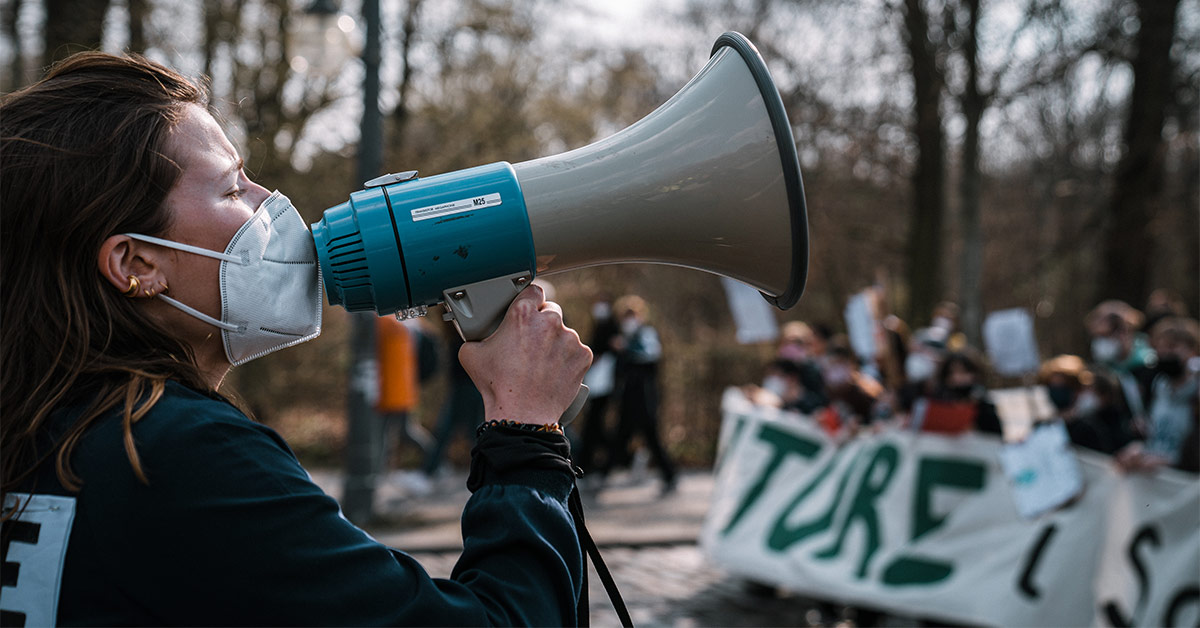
222, 157, 245, 180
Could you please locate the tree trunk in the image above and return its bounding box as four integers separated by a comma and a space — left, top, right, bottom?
5, 0, 24, 89
1100, 0, 1180, 307
202, 1, 221, 81
902, 0, 946, 328
127, 0, 147, 54
43, 0, 112, 67
390, 0, 424, 154
958, 0, 984, 347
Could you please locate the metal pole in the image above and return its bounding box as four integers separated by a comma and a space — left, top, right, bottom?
342, 0, 383, 525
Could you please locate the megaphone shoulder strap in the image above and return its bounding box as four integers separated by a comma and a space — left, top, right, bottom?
568, 486, 634, 627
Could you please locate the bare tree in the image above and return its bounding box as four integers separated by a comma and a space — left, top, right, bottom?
128, 0, 147, 54
43, 0, 112, 66
389, 0, 424, 153
4, 0, 24, 89
1100, 0, 1183, 307
956, 0, 984, 346
899, 0, 947, 327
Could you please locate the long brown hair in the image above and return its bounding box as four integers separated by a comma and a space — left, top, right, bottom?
1, 53, 213, 504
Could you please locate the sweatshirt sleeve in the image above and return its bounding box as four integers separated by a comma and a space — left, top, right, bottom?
77, 395, 581, 627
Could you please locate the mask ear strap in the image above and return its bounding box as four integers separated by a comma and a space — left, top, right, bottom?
124, 233, 244, 264
156, 294, 243, 333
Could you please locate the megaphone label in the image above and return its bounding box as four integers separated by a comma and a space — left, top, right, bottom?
411, 192, 502, 222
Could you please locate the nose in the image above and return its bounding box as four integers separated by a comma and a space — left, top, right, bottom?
242, 172, 272, 209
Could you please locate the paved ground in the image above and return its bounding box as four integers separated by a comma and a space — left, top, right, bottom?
308, 468, 906, 627
308, 467, 714, 551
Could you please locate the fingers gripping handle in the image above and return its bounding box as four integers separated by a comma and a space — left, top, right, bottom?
441, 273, 590, 425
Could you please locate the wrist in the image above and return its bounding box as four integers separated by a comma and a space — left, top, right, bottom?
483, 401, 561, 426
475, 419, 564, 439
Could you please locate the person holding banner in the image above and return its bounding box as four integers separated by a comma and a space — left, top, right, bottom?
1085, 300, 1157, 427
821, 343, 885, 433
1116, 317, 1200, 472
910, 349, 1001, 435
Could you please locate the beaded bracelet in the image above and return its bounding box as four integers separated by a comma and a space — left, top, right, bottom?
476, 419, 564, 438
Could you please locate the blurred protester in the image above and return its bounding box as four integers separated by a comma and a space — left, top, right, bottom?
931, 301, 968, 352
1085, 300, 1157, 425
876, 315, 910, 389
1143, 288, 1189, 335
897, 326, 949, 416
819, 343, 885, 435
1040, 354, 1091, 416
744, 358, 827, 415
1038, 354, 1122, 454
911, 350, 1001, 435
421, 319, 486, 477
575, 298, 621, 477
1078, 371, 1137, 455
777, 321, 816, 362
375, 317, 434, 489
810, 322, 835, 368
603, 295, 678, 495
1116, 317, 1200, 472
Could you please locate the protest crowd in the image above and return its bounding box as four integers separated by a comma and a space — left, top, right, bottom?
733, 293, 1198, 475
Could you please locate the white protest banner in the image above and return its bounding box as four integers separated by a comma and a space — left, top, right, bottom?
703, 389, 1200, 627
1093, 468, 1200, 627
983, 308, 1040, 376
720, 277, 779, 345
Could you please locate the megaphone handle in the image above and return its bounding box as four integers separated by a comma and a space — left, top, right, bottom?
561, 384, 589, 427
442, 274, 590, 426
443, 272, 532, 342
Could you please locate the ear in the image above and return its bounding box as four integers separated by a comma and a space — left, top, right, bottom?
98, 235, 171, 298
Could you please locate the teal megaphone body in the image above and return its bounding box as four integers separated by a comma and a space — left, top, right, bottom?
311, 31, 810, 343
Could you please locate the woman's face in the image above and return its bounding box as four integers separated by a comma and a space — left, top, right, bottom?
153, 104, 270, 373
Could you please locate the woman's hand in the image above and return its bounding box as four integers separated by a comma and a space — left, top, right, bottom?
459, 285, 592, 425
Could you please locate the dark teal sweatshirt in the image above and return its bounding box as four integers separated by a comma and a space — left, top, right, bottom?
4, 380, 582, 626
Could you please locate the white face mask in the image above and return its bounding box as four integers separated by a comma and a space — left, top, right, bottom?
932, 316, 954, 332
621, 317, 640, 336
905, 353, 937, 383
762, 375, 788, 397
126, 191, 323, 366
1091, 337, 1121, 364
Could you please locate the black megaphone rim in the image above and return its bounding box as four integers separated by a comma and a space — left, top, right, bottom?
711, 31, 809, 310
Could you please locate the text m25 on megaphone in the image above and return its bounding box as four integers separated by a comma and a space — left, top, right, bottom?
311, 31, 809, 342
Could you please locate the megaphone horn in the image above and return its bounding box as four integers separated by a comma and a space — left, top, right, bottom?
312, 31, 809, 341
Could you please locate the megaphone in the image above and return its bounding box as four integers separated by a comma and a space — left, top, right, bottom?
312, 31, 808, 341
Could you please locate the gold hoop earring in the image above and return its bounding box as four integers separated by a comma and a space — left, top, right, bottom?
123, 275, 141, 298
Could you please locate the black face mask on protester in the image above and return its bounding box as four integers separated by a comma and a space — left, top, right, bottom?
1158, 355, 1185, 379
1047, 385, 1075, 411
947, 384, 974, 400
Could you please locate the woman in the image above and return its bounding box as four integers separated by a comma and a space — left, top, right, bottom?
929, 350, 1001, 435
1, 53, 592, 625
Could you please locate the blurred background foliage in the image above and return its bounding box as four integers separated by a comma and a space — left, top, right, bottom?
4, 0, 1196, 468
